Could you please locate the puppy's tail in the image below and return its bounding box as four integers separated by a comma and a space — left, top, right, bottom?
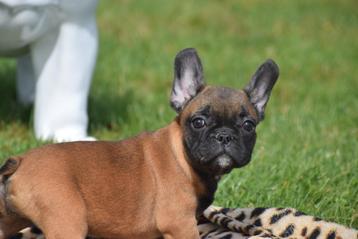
0, 157, 22, 217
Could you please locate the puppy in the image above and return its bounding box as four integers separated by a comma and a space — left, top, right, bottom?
0, 48, 279, 239
0, 0, 98, 142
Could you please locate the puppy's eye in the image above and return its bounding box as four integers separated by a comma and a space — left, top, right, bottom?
242, 120, 255, 132
192, 117, 206, 129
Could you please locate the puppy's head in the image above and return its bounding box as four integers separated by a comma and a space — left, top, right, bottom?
170, 48, 279, 176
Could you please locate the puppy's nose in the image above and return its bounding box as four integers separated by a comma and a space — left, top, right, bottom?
215, 133, 233, 145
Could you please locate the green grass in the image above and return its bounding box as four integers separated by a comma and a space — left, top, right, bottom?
0, 0, 357, 228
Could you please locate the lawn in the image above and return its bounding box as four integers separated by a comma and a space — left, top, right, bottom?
0, 0, 357, 228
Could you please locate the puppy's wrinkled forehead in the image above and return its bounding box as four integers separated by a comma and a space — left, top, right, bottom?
181, 86, 258, 120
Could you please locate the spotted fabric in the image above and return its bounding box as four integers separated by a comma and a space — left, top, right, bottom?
12, 206, 358, 239
198, 206, 357, 239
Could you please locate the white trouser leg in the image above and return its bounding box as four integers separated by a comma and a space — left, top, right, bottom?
31, 10, 98, 142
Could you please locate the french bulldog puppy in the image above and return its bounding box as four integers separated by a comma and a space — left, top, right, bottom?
0, 0, 98, 142
0, 48, 279, 239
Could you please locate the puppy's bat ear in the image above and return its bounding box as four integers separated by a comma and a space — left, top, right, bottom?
244, 59, 279, 121
170, 48, 205, 113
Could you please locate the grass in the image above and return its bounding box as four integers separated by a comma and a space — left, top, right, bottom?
0, 0, 357, 228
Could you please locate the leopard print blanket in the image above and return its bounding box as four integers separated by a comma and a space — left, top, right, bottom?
198, 206, 357, 239
14, 206, 357, 239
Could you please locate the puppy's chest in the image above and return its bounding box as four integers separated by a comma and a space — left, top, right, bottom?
195, 176, 218, 217
196, 193, 215, 217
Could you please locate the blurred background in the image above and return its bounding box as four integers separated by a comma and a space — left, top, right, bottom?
0, 0, 357, 227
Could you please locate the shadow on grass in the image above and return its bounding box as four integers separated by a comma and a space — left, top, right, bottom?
0, 62, 136, 133
0, 66, 32, 125
88, 88, 138, 132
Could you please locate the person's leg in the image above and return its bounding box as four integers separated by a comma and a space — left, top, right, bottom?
16, 54, 36, 105
31, 1, 98, 142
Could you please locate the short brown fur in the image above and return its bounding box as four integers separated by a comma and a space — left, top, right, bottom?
179, 86, 258, 124
0, 121, 208, 238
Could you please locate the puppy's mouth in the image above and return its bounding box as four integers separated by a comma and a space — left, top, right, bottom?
209, 154, 234, 175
